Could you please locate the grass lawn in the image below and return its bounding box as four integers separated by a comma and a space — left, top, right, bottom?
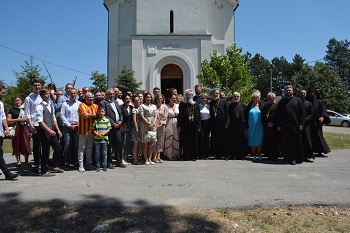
0, 202, 349, 233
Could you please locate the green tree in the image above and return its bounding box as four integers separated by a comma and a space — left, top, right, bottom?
324, 38, 350, 87
292, 62, 350, 113
197, 44, 254, 103
115, 65, 142, 93
13, 56, 46, 96
247, 53, 271, 98
90, 70, 107, 93
3, 56, 46, 110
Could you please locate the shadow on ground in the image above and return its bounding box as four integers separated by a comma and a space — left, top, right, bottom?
0, 192, 221, 233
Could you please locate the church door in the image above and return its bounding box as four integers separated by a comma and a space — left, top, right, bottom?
161, 64, 183, 97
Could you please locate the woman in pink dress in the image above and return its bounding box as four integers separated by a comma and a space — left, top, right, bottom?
164, 93, 180, 160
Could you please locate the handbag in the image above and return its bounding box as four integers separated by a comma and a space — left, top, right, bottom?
145, 131, 157, 141
120, 124, 128, 133
6, 125, 16, 138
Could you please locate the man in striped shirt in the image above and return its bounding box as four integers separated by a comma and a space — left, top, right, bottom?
77, 92, 98, 172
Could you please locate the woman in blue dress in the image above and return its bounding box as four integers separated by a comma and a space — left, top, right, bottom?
244, 90, 266, 161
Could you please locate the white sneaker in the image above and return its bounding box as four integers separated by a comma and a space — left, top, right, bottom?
122, 160, 128, 165
150, 161, 155, 165
78, 166, 85, 172
145, 161, 150, 165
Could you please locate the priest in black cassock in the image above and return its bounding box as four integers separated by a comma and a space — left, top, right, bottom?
306, 87, 331, 157
276, 85, 305, 165
299, 89, 314, 162
177, 89, 201, 161
263, 92, 281, 161
227, 92, 246, 159
209, 88, 230, 160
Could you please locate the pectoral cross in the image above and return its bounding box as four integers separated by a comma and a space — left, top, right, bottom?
188, 116, 194, 122
266, 113, 270, 119
214, 112, 217, 118
236, 113, 239, 119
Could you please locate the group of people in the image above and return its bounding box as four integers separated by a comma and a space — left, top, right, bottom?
0, 79, 331, 179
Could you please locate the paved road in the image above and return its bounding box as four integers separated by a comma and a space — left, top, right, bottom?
324, 125, 350, 134
1, 150, 349, 209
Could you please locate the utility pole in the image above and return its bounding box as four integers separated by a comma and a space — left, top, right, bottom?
269, 68, 273, 93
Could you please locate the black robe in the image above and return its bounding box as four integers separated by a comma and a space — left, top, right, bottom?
301, 99, 314, 159
177, 102, 201, 160
309, 98, 331, 154
209, 98, 229, 158
263, 101, 281, 160
227, 101, 246, 159
276, 96, 305, 163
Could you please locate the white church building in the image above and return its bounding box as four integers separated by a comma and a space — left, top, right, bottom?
104, 0, 239, 95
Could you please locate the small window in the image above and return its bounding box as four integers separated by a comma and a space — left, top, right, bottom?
170, 10, 174, 33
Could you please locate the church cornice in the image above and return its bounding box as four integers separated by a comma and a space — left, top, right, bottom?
104, 0, 133, 8
131, 34, 213, 40
224, 0, 239, 8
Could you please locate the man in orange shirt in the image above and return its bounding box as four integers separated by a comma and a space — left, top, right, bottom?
77, 92, 98, 172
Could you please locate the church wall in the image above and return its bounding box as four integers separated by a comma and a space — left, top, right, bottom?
136, 0, 207, 34
118, 0, 136, 41
105, 0, 238, 90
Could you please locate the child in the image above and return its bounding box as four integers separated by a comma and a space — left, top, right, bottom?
92, 106, 112, 172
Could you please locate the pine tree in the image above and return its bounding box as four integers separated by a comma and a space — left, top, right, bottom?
292, 62, 350, 113
115, 66, 142, 93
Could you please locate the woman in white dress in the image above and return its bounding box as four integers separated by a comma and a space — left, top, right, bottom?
131, 95, 142, 165
164, 93, 180, 160
140, 93, 158, 165
154, 94, 168, 163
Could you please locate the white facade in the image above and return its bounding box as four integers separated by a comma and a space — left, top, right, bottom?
104, 0, 239, 94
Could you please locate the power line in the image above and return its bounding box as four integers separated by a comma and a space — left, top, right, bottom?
0, 44, 91, 76
306, 58, 324, 64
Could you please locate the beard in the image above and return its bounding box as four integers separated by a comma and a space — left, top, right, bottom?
213, 96, 219, 101
285, 93, 293, 98
184, 98, 195, 105
233, 99, 240, 103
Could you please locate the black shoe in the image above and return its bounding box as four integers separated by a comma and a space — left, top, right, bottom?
41, 172, 55, 177
49, 167, 64, 173
115, 163, 126, 168
291, 160, 296, 165
132, 160, 142, 165
5, 173, 18, 180
225, 157, 229, 161
107, 163, 115, 169
33, 167, 40, 173
304, 158, 313, 163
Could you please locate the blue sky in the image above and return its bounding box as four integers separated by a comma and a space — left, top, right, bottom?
1, 0, 349, 90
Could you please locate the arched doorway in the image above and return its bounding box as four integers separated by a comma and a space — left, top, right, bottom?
161, 64, 183, 97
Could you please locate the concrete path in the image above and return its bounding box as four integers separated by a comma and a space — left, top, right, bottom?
324, 125, 350, 134
1, 149, 349, 209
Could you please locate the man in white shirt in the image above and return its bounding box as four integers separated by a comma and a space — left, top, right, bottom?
60, 88, 80, 167
0, 85, 19, 180
24, 78, 44, 172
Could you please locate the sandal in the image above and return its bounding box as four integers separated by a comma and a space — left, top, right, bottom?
16, 163, 22, 168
